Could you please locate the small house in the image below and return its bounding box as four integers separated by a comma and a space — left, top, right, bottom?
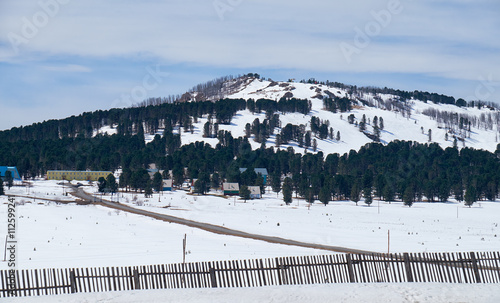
248, 186, 262, 199
162, 180, 173, 191
223, 183, 240, 196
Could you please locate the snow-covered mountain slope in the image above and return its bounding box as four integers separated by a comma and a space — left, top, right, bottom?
136, 76, 500, 155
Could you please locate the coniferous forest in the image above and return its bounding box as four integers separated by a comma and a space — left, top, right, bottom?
1, 82, 500, 206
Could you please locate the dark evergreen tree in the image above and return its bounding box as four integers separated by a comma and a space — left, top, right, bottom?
211, 173, 220, 190
464, 186, 477, 207
319, 186, 331, 206
283, 177, 292, 205
403, 186, 414, 207
305, 131, 311, 149
144, 180, 153, 198
0, 179, 4, 195
98, 177, 107, 193
106, 174, 118, 194
363, 187, 372, 206
119, 168, 131, 191
152, 172, 163, 192
240, 185, 250, 202
5, 171, 13, 189
351, 182, 361, 205
271, 173, 281, 196
359, 114, 366, 132
383, 184, 395, 203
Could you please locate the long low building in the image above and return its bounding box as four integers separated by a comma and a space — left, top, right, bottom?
47, 170, 112, 181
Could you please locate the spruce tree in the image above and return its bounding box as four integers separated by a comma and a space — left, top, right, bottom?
5, 171, 13, 189
403, 187, 414, 207
144, 180, 153, 198
319, 186, 330, 206
351, 182, 361, 205
239, 185, 250, 202
106, 174, 118, 194
152, 172, 163, 193
359, 115, 366, 132
0, 179, 4, 195
464, 186, 476, 207
98, 177, 107, 193
271, 173, 281, 196
283, 177, 292, 205
364, 187, 372, 206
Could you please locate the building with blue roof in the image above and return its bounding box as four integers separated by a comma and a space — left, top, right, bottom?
0, 166, 21, 181
239, 168, 269, 185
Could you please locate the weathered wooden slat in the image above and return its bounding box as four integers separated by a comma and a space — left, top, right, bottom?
2, 251, 500, 297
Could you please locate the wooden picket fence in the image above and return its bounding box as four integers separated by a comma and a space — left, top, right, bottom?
1, 251, 499, 297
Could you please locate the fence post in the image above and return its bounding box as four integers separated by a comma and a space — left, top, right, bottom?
403, 253, 414, 282
470, 252, 482, 283
70, 270, 77, 294
276, 258, 282, 285
133, 269, 140, 290
209, 268, 217, 288
346, 254, 356, 283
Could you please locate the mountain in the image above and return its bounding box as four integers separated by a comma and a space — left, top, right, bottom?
134, 74, 500, 156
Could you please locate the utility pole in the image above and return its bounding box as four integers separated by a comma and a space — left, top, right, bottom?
387, 230, 390, 254
182, 234, 187, 264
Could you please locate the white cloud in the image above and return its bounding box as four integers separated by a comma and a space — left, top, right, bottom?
42, 64, 91, 73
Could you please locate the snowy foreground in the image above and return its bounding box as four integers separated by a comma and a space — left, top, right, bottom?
1, 181, 500, 301
1, 180, 500, 270
4, 283, 500, 303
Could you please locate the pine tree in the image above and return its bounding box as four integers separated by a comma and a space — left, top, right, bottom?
312, 138, 317, 152
363, 187, 372, 206
351, 182, 361, 205
152, 172, 163, 193
271, 173, 281, 196
305, 131, 311, 148
211, 173, 220, 190
336, 131, 341, 141
428, 129, 432, 142
379, 117, 384, 130
359, 114, 366, 132
98, 177, 107, 193
283, 177, 292, 205
239, 185, 250, 202
0, 179, 4, 195
373, 124, 380, 142
106, 174, 118, 194
144, 180, 153, 198
383, 184, 395, 203
464, 186, 476, 207
5, 171, 13, 189
203, 121, 211, 138
319, 186, 330, 206
403, 187, 414, 207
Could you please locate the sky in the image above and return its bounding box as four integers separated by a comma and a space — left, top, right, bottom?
0, 0, 499, 130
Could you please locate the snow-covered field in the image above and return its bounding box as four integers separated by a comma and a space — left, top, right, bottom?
1, 181, 499, 271
4, 283, 500, 303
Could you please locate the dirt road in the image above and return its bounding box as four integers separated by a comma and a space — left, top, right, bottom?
72, 187, 377, 255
